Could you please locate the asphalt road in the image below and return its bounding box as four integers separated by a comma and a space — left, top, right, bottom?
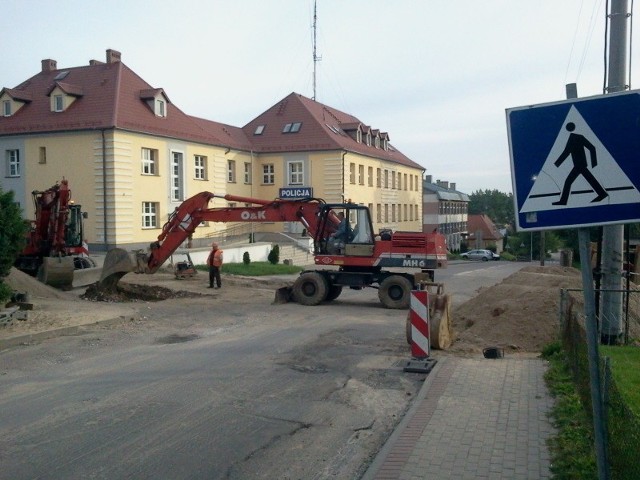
0, 261, 526, 480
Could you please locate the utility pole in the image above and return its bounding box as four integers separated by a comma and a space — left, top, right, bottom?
600, 0, 630, 344
312, 0, 322, 101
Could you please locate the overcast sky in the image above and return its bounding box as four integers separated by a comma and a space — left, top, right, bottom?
3, 0, 638, 194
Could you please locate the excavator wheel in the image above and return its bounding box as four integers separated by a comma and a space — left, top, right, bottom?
292, 272, 328, 306
38, 257, 75, 289
430, 293, 452, 350
378, 275, 413, 309
325, 285, 343, 301
98, 248, 135, 293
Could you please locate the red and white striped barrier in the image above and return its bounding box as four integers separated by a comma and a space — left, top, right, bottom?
409, 290, 430, 358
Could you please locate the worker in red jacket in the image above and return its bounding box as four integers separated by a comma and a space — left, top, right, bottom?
207, 242, 223, 288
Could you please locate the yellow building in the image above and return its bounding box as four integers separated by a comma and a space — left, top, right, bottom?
1, 49, 424, 251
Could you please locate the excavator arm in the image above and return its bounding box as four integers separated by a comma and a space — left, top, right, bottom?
99, 192, 326, 289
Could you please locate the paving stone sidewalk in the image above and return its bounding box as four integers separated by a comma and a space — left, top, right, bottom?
363, 356, 556, 480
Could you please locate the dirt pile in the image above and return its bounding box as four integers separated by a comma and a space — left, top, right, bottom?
449, 265, 583, 354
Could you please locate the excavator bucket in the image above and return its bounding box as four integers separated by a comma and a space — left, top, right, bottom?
38, 257, 75, 289
273, 286, 293, 304
98, 248, 135, 292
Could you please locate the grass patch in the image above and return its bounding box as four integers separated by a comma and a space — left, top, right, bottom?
600, 345, 640, 416
196, 262, 303, 276
542, 344, 598, 479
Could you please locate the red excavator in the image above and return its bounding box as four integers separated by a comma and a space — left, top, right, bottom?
100, 191, 449, 311
14, 179, 93, 288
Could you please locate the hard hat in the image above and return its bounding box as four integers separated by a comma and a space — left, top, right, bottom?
211, 242, 218, 248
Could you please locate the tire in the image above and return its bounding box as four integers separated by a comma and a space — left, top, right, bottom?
378, 275, 413, 309
482, 256, 489, 261
292, 272, 329, 306
74, 257, 96, 269
325, 285, 343, 301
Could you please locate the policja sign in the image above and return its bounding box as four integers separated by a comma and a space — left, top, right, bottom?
506, 89, 640, 231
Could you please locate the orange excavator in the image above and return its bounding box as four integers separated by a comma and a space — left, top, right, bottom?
99, 191, 450, 318
14, 179, 93, 288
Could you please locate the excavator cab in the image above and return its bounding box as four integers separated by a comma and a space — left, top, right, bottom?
314, 204, 375, 256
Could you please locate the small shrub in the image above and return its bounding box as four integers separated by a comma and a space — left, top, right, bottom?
242, 251, 251, 265
268, 244, 280, 265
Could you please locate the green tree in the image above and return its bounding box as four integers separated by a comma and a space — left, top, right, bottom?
242, 251, 251, 265
267, 244, 280, 265
0, 188, 27, 302
468, 189, 515, 227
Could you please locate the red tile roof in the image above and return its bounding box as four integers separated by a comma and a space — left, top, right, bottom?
244, 93, 422, 169
0, 54, 423, 170
467, 214, 503, 241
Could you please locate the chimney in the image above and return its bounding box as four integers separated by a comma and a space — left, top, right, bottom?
89, 59, 105, 66
450, 182, 456, 191
441, 181, 449, 189
41, 59, 57, 72
425, 175, 433, 184
106, 49, 121, 64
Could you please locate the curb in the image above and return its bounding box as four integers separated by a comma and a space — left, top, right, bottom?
360, 356, 452, 480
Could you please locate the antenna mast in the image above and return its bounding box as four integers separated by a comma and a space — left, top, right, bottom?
312, 0, 322, 100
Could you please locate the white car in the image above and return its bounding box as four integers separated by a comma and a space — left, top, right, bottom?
461, 249, 500, 261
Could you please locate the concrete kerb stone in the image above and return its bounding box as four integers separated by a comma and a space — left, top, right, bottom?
361, 356, 451, 480
0, 315, 130, 352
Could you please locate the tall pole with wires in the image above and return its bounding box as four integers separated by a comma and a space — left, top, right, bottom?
312, 0, 322, 101
600, 0, 631, 344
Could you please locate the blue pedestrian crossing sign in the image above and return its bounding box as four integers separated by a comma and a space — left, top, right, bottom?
506, 90, 640, 231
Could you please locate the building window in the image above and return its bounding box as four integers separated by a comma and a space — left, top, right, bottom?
244, 162, 252, 184
156, 99, 166, 117
404, 204, 408, 222
53, 95, 64, 112
404, 173, 408, 190
39, 147, 47, 164
254, 125, 265, 135
356, 130, 362, 143
349, 163, 356, 184
384, 204, 389, 223
6, 149, 20, 177
376, 168, 381, 187
368, 166, 373, 187
391, 204, 396, 222
288, 161, 303, 185
141, 148, 157, 175
263, 164, 274, 184
171, 152, 184, 201
3, 100, 10, 116
392, 172, 396, 189
194, 155, 207, 180
376, 203, 382, 223
227, 160, 236, 183
358, 165, 364, 185
397, 173, 402, 190
282, 122, 302, 133
142, 202, 158, 228
384, 170, 389, 189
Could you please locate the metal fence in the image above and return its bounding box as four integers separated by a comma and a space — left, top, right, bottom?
559, 287, 640, 479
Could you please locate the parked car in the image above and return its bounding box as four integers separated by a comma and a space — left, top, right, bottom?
460, 249, 500, 261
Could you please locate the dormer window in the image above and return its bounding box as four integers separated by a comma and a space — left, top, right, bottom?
47, 82, 82, 113
139, 88, 170, 118
2, 100, 10, 116
0, 88, 32, 116
366, 132, 372, 146
356, 130, 362, 143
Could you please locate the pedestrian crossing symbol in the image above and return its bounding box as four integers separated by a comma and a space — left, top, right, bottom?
507, 90, 640, 231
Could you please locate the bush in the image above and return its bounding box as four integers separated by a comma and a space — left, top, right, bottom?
500, 251, 516, 261
0, 188, 27, 303
267, 244, 280, 265
242, 251, 251, 265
